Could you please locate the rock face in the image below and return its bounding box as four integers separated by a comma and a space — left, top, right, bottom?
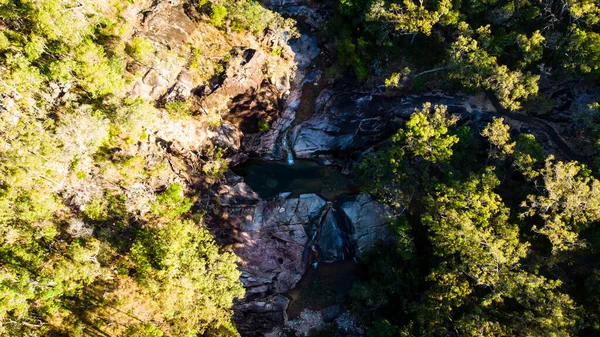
216, 177, 330, 335
241, 33, 321, 160
129, 0, 195, 101
341, 194, 392, 256
290, 91, 492, 161
139, 0, 196, 51
202, 48, 268, 110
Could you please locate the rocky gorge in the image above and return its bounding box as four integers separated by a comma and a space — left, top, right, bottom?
201, 2, 584, 335
113, 1, 587, 335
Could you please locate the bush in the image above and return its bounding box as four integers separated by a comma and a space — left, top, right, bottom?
258, 117, 269, 132
210, 5, 228, 27
84, 197, 110, 222
164, 100, 191, 118
127, 37, 155, 64
202, 147, 229, 179
226, 0, 275, 34
150, 184, 193, 219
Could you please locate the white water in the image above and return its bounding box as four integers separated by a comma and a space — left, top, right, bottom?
282, 128, 295, 165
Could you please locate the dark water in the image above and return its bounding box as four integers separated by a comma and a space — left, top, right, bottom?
286, 260, 362, 319
231, 160, 358, 200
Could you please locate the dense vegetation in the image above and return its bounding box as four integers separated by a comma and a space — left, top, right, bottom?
3, 0, 600, 336
327, 1, 600, 335
352, 105, 600, 336
332, 0, 600, 110
0, 0, 294, 335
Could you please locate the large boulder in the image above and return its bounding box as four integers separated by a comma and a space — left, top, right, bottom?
235, 192, 327, 293
139, 0, 196, 52
341, 194, 392, 256
317, 208, 346, 262
201, 48, 268, 110
290, 34, 320, 70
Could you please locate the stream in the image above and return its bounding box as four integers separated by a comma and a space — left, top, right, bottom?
229, 26, 366, 317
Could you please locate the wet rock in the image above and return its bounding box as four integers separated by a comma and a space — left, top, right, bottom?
234, 294, 290, 333
241, 33, 321, 161
321, 304, 341, 323
290, 93, 388, 159
318, 208, 346, 262
341, 194, 392, 256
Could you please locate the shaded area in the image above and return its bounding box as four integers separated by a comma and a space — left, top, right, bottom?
231, 160, 358, 200
286, 260, 362, 319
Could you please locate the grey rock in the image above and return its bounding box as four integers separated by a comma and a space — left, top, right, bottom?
290, 34, 320, 70
140, 1, 196, 52
212, 122, 242, 151
342, 194, 392, 256
160, 70, 193, 104
215, 181, 260, 207
201, 48, 267, 110
290, 91, 480, 161
318, 208, 346, 262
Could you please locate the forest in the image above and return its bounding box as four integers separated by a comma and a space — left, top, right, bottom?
1, 0, 600, 336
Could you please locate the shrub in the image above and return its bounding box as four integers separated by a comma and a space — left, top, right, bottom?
164, 100, 191, 118
150, 184, 193, 219
258, 117, 269, 132
210, 5, 228, 27
85, 197, 110, 222
202, 147, 228, 179
127, 37, 155, 64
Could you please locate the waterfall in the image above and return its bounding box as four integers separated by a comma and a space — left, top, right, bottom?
282, 128, 295, 165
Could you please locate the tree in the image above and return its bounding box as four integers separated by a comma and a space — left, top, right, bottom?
128, 37, 155, 64
419, 169, 578, 336
522, 156, 600, 252
366, 0, 458, 37
210, 5, 228, 28
482, 117, 515, 160
564, 28, 600, 78
447, 33, 539, 110
130, 220, 244, 336
396, 103, 460, 163
423, 169, 528, 289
